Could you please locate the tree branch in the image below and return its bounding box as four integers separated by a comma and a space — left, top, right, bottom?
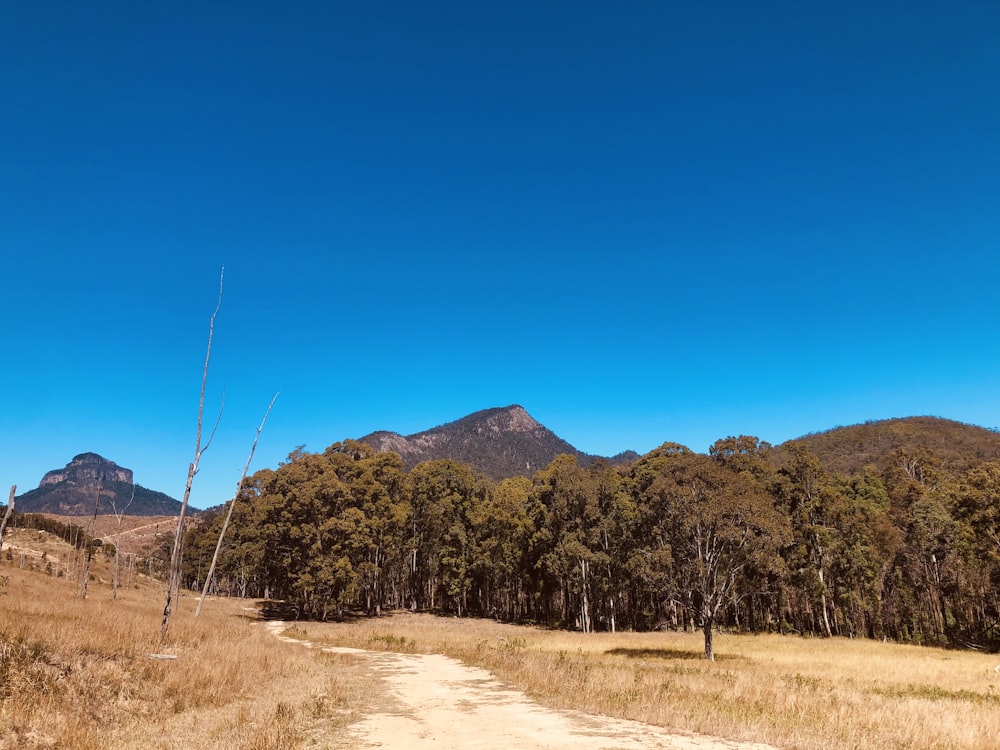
196, 392, 278, 617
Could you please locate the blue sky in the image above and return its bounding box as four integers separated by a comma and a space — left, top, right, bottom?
3, 2, 999, 509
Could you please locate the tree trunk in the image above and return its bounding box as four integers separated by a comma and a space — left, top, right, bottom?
579, 557, 591, 633
703, 614, 715, 661
0, 485, 14, 554
817, 565, 833, 638
163, 270, 223, 640
80, 484, 101, 599
112, 485, 135, 601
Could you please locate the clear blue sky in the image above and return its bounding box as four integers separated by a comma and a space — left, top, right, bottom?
3, 2, 999, 510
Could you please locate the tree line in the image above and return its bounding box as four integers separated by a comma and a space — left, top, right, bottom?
181, 437, 1000, 657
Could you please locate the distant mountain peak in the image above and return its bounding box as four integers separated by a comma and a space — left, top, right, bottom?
16, 454, 181, 516
40, 452, 133, 487
359, 405, 635, 480
495, 404, 540, 432
449, 405, 541, 434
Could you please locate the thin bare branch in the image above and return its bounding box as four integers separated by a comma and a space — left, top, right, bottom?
196, 392, 279, 617
202, 388, 226, 457
162, 267, 224, 640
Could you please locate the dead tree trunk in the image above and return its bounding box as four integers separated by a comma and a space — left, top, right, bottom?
0, 485, 15, 554
196, 392, 278, 617
162, 270, 224, 640
80, 484, 102, 598
112, 484, 135, 600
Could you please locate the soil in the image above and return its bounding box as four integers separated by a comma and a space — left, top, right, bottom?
265, 621, 777, 750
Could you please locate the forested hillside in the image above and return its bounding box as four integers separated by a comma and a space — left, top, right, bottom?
773, 416, 1000, 476
181, 418, 1000, 654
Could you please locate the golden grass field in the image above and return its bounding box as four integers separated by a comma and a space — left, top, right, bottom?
294, 611, 1000, 750
0, 527, 377, 750
3, 525, 999, 749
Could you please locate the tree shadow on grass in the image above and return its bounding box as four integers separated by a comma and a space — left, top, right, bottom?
606, 647, 745, 663
253, 600, 369, 623
255, 600, 300, 620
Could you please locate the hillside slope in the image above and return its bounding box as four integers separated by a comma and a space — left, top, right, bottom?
774, 416, 1000, 475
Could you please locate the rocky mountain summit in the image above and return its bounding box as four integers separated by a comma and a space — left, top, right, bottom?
360, 405, 637, 479
40, 452, 133, 487
15, 453, 181, 516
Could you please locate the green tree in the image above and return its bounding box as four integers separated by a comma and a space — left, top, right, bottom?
589, 462, 638, 632
323, 444, 408, 616
954, 461, 1000, 646
534, 455, 606, 632
776, 446, 839, 637
407, 460, 480, 614
631, 443, 788, 659
469, 475, 535, 621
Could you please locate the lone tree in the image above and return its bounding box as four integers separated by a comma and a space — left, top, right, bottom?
631, 442, 788, 660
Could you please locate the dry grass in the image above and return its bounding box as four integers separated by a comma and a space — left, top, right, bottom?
0, 528, 378, 750
302, 612, 1000, 750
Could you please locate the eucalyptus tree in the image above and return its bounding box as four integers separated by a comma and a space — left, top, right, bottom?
954, 461, 1000, 645
533, 454, 606, 631
263, 447, 361, 618
468, 475, 535, 621
877, 447, 966, 643
775, 446, 839, 637
825, 471, 893, 638
589, 461, 638, 632
630, 442, 788, 660
407, 459, 481, 614
340, 447, 409, 615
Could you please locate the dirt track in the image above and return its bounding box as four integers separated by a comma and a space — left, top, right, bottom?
265, 621, 777, 750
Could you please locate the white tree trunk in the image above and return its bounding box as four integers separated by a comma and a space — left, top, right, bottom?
162, 270, 224, 640
0, 485, 15, 554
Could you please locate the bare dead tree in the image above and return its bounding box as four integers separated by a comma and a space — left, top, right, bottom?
162, 269, 224, 640
196, 392, 278, 617
79, 483, 102, 599
0, 485, 15, 554
111, 483, 136, 600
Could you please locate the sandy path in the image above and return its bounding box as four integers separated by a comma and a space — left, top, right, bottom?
265, 621, 777, 750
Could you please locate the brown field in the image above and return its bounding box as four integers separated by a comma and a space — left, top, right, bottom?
0, 528, 377, 750
296, 613, 1000, 750
3, 525, 1000, 749
36, 513, 184, 555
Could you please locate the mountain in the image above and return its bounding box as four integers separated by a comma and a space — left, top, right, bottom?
359, 405, 638, 479
14, 453, 182, 516
774, 416, 1000, 475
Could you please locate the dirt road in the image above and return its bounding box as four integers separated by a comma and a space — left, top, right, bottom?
265, 621, 777, 750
